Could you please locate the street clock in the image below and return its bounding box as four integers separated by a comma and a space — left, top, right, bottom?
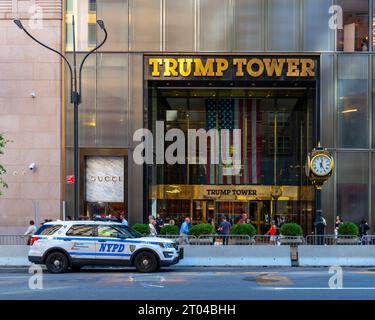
305, 143, 334, 188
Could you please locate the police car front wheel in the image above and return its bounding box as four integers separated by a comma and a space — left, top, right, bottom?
45, 252, 69, 273
134, 251, 159, 273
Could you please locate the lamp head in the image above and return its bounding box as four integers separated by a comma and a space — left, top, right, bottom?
97, 20, 105, 30
14, 19, 24, 30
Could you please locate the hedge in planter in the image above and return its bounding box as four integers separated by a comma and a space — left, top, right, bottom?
132, 223, 149, 235
160, 225, 179, 235
188, 224, 215, 236
280, 223, 303, 236
338, 221, 359, 236
230, 223, 256, 237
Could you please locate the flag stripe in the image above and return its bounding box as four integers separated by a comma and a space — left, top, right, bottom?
243, 100, 248, 185
247, 98, 252, 184
252, 99, 258, 184
256, 99, 261, 183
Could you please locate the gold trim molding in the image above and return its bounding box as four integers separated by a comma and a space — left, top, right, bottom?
151, 185, 314, 201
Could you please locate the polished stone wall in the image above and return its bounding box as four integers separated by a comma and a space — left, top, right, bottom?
0, 0, 62, 231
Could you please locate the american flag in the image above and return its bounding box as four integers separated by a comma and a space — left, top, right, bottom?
205, 98, 261, 185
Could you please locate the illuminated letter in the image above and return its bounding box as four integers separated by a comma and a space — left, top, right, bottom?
286, 59, 300, 77
149, 58, 163, 77
233, 59, 247, 77
178, 58, 193, 77
300, 59, 315, 77
247, 59, 264, 78
193, 58, 215, 76
215, 58, 229, 77
163, 58, 178, 77
263, 58, 286, 77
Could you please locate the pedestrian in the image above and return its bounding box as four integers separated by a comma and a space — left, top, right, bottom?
218, 216, 231, 245
22, 220, 37, 245
237, 213, 248, 224
179, 217, 191, 245
155, 213, 164, 234
278, 216, 286, 228
120, 215, 128, 226
359, 219, 370, 245
149, 219, 158, 237
207, 217, 216, 230
335, 215, 343, 238
265, 220, 277, 245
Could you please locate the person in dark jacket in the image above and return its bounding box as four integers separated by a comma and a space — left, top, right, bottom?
218, 216, 231, 245
359, 219, 370, 245
155, 213, 164, 234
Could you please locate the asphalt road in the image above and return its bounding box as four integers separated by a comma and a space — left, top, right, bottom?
1, 266, 375, 300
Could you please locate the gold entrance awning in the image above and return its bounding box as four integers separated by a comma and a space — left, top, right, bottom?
151, 185, 314, 201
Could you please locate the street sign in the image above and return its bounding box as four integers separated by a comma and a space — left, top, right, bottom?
66, 175, 75, 184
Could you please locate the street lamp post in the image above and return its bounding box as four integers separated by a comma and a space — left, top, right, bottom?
14, 16, 108, 219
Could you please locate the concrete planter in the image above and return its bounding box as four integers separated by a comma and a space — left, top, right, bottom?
190, 237, 214, 245
229, 238, 256, 245
336, 237, 360, 245
279, 237, 304, 246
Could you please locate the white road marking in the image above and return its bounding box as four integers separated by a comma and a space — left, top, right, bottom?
141, 283, 164, 288
0, 286, 71, 295
273, 287, 375, 290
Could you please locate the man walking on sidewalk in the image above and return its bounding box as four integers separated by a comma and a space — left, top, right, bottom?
179, 217, 191, 245
218, 216, 231, 245
22, 220, 37, 245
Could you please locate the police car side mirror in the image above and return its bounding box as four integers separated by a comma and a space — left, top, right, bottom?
116, 233, 127, 239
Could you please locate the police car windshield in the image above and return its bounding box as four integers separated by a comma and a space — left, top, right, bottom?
114, 225, 142, 238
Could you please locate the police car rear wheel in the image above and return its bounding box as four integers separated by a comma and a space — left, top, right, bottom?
46, 252, 69, 273
134, 252, 158, 273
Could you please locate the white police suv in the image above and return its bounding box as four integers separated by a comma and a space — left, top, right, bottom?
28, 220, 183, 273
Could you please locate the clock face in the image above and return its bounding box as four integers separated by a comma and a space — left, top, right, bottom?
311, 154, 332, 176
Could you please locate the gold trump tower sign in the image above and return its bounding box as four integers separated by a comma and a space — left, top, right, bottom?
147, 56, 318, 80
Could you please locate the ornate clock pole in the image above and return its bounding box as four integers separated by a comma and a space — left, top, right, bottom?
305, 142, 334, 243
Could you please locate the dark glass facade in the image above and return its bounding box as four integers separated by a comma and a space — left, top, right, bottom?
63, 0, 375, 234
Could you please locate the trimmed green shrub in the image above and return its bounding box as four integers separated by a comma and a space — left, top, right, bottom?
160, 225, 179, 235
188, 223, 215, 236
338, 221, 359, 236
132, 223, 149, 235
280, 223, 303, 236
230, 223, 256, 237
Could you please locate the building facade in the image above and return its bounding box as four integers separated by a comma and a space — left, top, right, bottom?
62, 0, 375, 235
1, 0, 375, 234
0, 0, 62, 233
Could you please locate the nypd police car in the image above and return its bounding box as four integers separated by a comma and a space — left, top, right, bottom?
28, 220, 183, 273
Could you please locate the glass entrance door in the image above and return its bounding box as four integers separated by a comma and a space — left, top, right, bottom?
215, 201, 250, 225
191, 200, 215, 224
249, 201, 272, 234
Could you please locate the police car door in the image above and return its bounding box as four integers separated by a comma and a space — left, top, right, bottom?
64, 224, 96, 261
96, 225, 129, 263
